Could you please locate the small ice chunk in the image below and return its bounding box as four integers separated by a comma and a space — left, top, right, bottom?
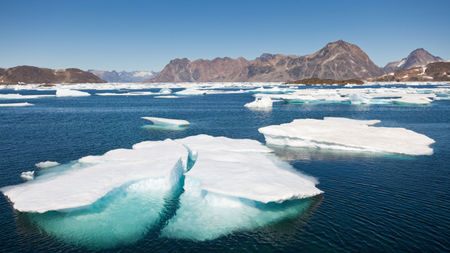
259, 119, 435, 156
35, 161, 60, 169
244, 96, 273, 108
324, 117, 381, 126
159, 88, 172, 94
21, 171, 34, 181
56, 89, 90, 97
349, 93, 370, 104
141, 117, 189, 126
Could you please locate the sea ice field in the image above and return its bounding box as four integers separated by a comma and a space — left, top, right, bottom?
0, 81, 449, 252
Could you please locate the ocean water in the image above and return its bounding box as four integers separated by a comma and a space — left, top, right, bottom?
1, 87, 449, 252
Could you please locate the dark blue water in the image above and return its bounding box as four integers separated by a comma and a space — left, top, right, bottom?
1, 88, 449, 252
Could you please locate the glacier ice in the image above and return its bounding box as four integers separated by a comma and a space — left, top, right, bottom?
259, 119, 435, 156
1, 139, 188, 213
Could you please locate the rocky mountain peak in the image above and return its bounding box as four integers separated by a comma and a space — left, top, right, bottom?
382, 48, 444, 73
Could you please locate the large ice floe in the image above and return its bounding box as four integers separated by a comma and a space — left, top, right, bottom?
56, 89, 91, 97
259, 118, 435, 156
160, 135, 322, 241
1, 135, 322, 246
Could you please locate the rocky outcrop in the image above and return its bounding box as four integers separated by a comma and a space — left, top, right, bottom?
0, 66, 106, 85
230, 40, 384, 82
382, 48, 444, 73
146, 57, 252, 83
147, 40, 384, 83
88, 70, 159, 83
368, 62, 450, 82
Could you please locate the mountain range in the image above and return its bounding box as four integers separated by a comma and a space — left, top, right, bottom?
87, 70, 159, 83
0, 66, 105, 85
146, 40, 386, 83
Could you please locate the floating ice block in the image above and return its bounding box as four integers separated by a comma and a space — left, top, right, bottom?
259, 119, 435, 155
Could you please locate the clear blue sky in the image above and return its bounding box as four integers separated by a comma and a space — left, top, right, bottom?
1, 0, 449, 72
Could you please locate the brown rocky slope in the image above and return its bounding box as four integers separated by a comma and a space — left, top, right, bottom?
0, 66, 106, 85
147, 40, 384, 83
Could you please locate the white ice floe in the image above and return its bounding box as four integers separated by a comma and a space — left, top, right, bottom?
0, 94, 54, 99
141, 117, 189, 126
20, 171, 35, 181
244, 96, 273, 108
323, 117, 381, 126
175, 89, 206, 96
56, 89, 91, 97
259, 119, 435, 156
0, 102, 34, 107
391, 94, 433, 105
1, 139, 188, 213
175, 135, 322, 204
159, 88, 172, 94
35, 161, 60, 169
161, 135, 322, 241
154, 95, 179, 99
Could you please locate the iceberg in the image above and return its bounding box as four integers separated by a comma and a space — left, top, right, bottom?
1, 139, 188, 213
259, 119, 435, 156
244, 96, 273, 108
56, 89, 90, 97
161, 135, 322, 241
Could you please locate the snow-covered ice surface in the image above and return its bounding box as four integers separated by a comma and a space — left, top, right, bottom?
1, 139, 188, 213
259, 119, 435, 156
161, 135, 322, 241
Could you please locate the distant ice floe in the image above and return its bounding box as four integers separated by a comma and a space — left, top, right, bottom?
1, 135, 323, 245
154, 95, 179, 99
0, 102, 34, 107
175, 89, 206, 96
244, 96, 273, 108
56, 89, 90, 97
141, 117, 190, 130
259, 118, 435, 156
0, 93, 54, 99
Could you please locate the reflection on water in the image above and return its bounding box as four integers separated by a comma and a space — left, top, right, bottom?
268, 145, 416, 162
142, 124, 189, 131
